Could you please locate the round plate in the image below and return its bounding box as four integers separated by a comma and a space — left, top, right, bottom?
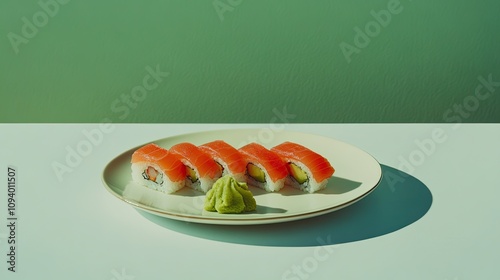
102, 129, 382, 225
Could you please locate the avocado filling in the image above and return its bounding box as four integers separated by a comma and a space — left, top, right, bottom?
142, 166, 164, 184
288, 163, 308, 184
247, 163, 266, 183
186, 166, 198, 183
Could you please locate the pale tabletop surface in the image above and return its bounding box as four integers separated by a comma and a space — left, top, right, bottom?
0, 124, 498, 280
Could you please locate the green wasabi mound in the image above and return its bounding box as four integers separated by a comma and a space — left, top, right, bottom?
204, 175, 257, 214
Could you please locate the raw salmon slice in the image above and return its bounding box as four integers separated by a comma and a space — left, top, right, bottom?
131, 143, 186, 182
199, 140, 246, 175
271, 141, 334, 182
239, 143, 288, 182
169, 142, 221, 179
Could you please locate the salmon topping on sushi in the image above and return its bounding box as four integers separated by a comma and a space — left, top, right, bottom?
130, 143, 187, 194
271, 141, 334, 183
199, 140, 247, 175
131, 143, 186, 182
239, 143, 288, 182
271, 141, 335, 193
169, 142, 222, 193
169, 142, 221, 179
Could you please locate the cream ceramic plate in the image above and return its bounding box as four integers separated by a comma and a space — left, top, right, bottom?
102, 129, 382, 225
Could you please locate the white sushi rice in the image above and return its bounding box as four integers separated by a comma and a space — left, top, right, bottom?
213, 156, 247, 183
131, 162, 184, 194
285, 160, 328, 193
245, 162, 286, 192
180, 159, 219, 193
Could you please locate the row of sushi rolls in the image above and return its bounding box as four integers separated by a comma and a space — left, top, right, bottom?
130, 140, 335, 213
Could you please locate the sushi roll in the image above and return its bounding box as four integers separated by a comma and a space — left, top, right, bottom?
239, 143, 288, 192
271, 142, 335, 193
130, 143, 186, 193
169, 142, 222, 193
199, 140, 247, 183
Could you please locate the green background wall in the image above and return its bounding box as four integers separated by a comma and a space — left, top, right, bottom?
1, 0, 499, 123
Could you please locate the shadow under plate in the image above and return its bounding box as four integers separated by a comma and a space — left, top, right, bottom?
138, 164, 432, 247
